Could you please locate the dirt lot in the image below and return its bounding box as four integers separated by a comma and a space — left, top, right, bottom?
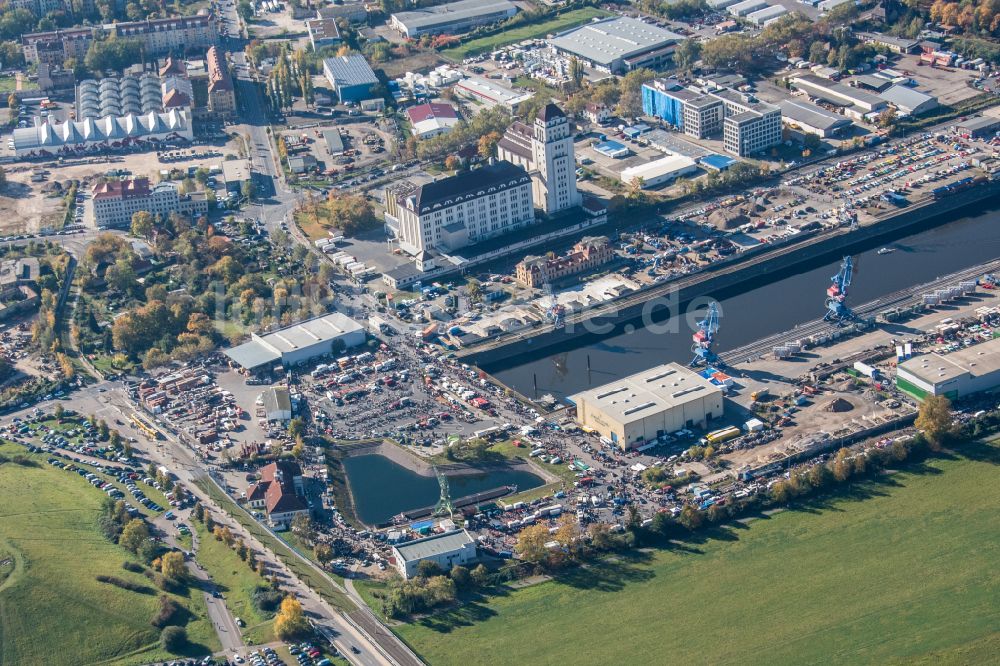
896, 55, 983, 105
0, 175, 66, 234
0, 135, 242, 235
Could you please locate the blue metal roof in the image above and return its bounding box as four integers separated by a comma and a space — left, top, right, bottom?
699, 154, 737, 171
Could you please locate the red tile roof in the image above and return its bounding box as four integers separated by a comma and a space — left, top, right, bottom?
405, 102, 457, 124
92, 178, 152, 201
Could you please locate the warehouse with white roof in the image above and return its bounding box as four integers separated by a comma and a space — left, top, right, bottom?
570, 363, 724, 449
747, 4, 788, 25
728, 0, 768, 16
880, 85, 938, 116
779, 99, 853, 137
390, 0, 517, 38
548, 16, 686, 74
895, 337, 1000, 401
392, 530, 478, 578
225, 312, 366, 373
620, 154, 698, 188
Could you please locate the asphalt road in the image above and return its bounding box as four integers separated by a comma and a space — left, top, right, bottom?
84, 383, 415, 666
159, 514, 246, 655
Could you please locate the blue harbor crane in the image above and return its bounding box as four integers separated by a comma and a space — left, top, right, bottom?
824, 256, 855, 323
690, 302, 721, 367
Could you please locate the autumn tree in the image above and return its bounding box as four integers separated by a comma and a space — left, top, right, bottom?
119, 518, 150, 553
477, 131, 502, 161
274, 596, 310, 639
130, 210, 154, 239
160, 551, 186, 581
915, 395, 956, 451
515, 523, 550, 564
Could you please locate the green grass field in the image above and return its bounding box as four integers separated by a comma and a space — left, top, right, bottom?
194, 477, 350, 609
441, 8, 611, 61
193, 521, 275, 645
395, 443, 1000, 665
0, 442, 219, 666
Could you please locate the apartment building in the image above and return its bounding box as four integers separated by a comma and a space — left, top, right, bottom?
22, 27, 94, 66
205, 46, 236, 118
392, 160, 534, 255
92, 177, 208, 229
113, 14, 218, 56
23, 14, 217, 65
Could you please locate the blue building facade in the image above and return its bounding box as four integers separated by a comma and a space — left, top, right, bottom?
323, 55, 379, 104
642, 83, 685, 130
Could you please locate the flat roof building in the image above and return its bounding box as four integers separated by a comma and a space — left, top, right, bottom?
548, 17, 685, 74
896, 337, 1000, 400
728, 0, 768, 16
570, 362, 724, 449
322, 129, 345, 155
392, 530, 477, 578
390, 0, 518, 38
642, 80, 781, 156
791, 74, 888, 117
957, 115, 1000, 138
747, 4, 788, 25
306, 17, 342, 49
856, 31, 920, 54
620, 154, 698, 188
779, 99, 853, 137
225, 312, 366, 372
323, 55, 379, 104
453, 75, 533, 111
222, 159, 251, 192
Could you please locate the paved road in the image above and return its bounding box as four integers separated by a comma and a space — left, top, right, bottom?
81, 382, 417, 666
159, 513, 246, 655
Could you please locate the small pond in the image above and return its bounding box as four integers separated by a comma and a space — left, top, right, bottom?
342, 454, 544, 526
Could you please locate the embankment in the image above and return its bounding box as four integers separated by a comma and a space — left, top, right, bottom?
459, 181, 1000, 368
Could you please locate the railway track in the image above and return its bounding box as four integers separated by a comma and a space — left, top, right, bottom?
719, 259, 1000, 364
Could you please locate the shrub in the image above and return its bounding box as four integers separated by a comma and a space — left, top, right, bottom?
95, 574, 154, 595
252, 585, 284, 613
151, 595, 182, 628
160, 625, 187, 653
122, 561, 145, 574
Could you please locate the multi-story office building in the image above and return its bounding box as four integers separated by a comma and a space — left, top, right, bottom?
391, 160, 534, 255
712, 88, 782, 157
642, 80, 781, 157
496, 102, 581, 215
92, 177, 208, 228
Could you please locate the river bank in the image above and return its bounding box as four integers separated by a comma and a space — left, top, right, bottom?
461, 180, 1000, 370
487, 190, 1000, 399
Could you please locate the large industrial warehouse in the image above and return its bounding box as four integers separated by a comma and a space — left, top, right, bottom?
390, 0, 517, 38
548, 17, 685, 74
570, 363, 724, 449
225, 312, 366, 373
895, 337, 1000, 400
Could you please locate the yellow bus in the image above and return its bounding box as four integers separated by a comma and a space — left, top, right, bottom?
705, 426, 741, 445
130, 413, 162, 440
